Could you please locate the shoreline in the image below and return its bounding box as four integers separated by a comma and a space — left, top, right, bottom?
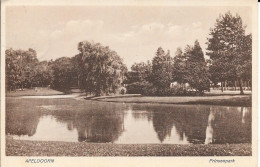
94, 95, 252, 107
6, 93, 252, 107
6, 138, 251, 156
6, 88, 252, 107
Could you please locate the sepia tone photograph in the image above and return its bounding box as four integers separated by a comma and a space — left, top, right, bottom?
1, 0, 258, 167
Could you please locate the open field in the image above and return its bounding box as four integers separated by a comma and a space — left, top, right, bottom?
6, 137, 251, 156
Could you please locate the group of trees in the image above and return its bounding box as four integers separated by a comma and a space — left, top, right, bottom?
207, 12, 252, 94
125, 11, 251, 95
6, 12, 252, 96
6, 42, 127, 96
6, 48, 53, 91
125, 40, 210, 95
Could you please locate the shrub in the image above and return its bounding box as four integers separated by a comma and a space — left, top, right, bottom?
126, 82, 144, 94
142, 83, 157, 96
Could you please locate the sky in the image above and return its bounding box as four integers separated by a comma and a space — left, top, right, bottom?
6, 6, 252, 69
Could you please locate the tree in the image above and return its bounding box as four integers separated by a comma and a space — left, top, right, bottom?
34, 61, 54, 87
185, 40, 210, 94
130, 61, 152, 82
173, 47, 188, 85
71, 54, 87, 89
51, 57, 74, 92
125, 61, 152, 94
77, 41, 126, 96
6, 48, 20, 91
235, 34, 252, 89
152, 47, 174, 95
5, 48, 39, 90
18, 48, 39, 88
206, 11, 251, 94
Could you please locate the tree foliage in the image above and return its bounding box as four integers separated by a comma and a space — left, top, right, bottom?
206, 11, 251, 94
6, 12, 251, 96
173, 47, 187, 84
34, 61, 54, 87
6, 48, 39, 90
6, 42, 127, 96
77, 41, 127, 96
152, 47, 174, 95
51, 57, 74, 92
125, 61, 152, 94
185, 40, 210, 93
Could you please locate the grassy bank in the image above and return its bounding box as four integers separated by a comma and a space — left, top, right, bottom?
96, 95, 251, 107
6, 88, 252, 107
6, 88, 64, 97
6, 138, 251, 156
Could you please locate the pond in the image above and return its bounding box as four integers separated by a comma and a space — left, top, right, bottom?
6, 98, 251, 144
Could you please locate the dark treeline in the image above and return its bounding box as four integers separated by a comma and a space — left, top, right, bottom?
6, 41, 127, 96
126, 40, 210, 96
6, 12, 251, 96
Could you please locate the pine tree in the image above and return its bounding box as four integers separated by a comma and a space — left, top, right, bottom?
186, 40, 210, 94
152, 47, 173, 95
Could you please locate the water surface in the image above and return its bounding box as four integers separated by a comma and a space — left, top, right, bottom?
6, 98, 251, 144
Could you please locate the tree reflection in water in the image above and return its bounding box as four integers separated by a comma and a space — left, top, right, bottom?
210, 106, 251, 144
53, 102, 126, 143
131, 104, 210, 144
6, 98, 251, 144
6, 99, 41, 137
130, 104, 252, 144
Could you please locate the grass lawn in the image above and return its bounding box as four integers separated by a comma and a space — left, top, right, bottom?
96, 95, 251, 107
6, 88, 64, 97
5, 88, 252, 107
6, 137, 251, 156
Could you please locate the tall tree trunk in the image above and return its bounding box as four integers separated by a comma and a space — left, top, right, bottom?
238, 79, 244, 95
234, 80, 236, 91
221, 82, 224, 92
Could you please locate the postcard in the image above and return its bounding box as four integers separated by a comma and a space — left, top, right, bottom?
1, 0, 258, 166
